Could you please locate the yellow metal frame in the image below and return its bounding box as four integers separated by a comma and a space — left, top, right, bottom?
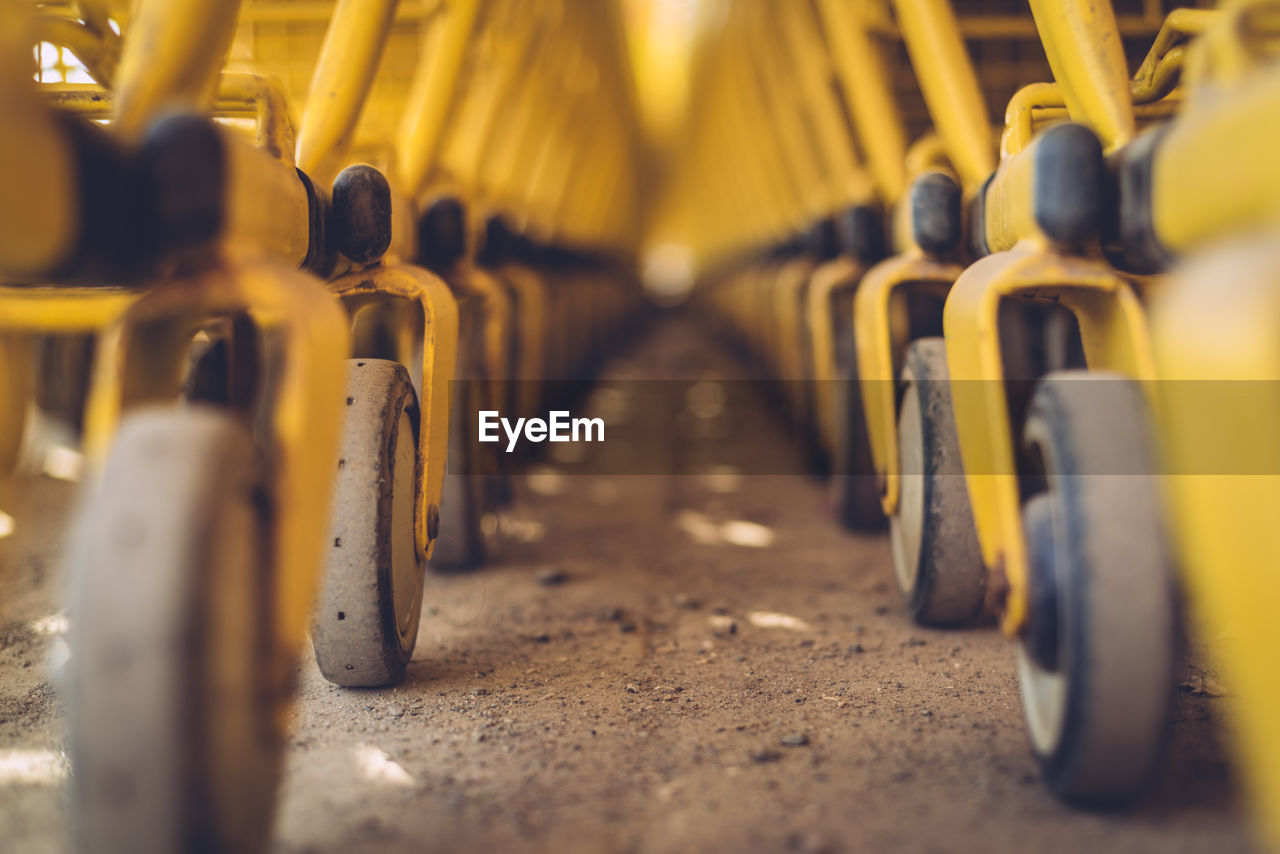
815, 0, 908, 206
1142, 8, 1280, 843
1150, 61, 1280, 256
807, 254, 866, 455
328, 265, 457, 559
850, 0, 996, 515
83, 260, 349, 662
1152, 233, 1280, 852
268, 0, 465, 559
294, 0, 398, 189
2, 0, 351, 697
0, 288, 139, 472
891, 0, 996, 191
1028, 0, 1136, 151
855, 255, 960, 515
934, 0, 1166, 634
944, 246, 1155, 633
772, 0, 878, 450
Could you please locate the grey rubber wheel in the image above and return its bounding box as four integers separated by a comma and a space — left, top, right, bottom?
313, 359, 423, 687
427, 364, 487, 570
889, 338, 986, 625
1017, 371, 1176, 805
829, 339, 886, 532
68, 406, 278, 854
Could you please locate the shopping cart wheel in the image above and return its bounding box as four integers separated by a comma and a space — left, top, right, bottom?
313, 359, 423, 687
1017, 371, 1175, 805
829, 344, 885, 531
428, 311, 489, 571
68, 407, 279, 854
889, 338, 985, 625
35, 333, 95, 432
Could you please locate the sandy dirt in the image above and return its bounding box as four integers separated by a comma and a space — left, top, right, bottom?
0, 316, 1255, 854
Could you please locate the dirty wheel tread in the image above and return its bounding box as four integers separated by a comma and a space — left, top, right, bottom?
313, 359, 423, 687
1018, 370, 1177, 805
68, 407, 276, 854
889, 337, 986, 625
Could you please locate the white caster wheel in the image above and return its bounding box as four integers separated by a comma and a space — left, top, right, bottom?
829, 347, 886, 532
68, 407, 279, 854
427, 353, 488, 571
889, 338, 986, 625
1018, 371, 1176, 804
313, 359, 424, 687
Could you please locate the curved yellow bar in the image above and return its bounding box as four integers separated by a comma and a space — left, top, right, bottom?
295, 0, 399, 187
1028, 0, 1135, 151
892, 0, 995, 191
111, 0, 242, 141
814, 0, 908, 204
396, 0, 483, 201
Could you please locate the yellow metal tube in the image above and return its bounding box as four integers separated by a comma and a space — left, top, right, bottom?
773, 0, 874, 209
110, 0, 242, 141
1131, 7, 1217, 100
982, 137, 1044, 252
83, 258, 351, 675
295, 0, 399, 188
743, 4, 831, 218
0, 287, 137, 332
1152, 236, 1280, 852
944, 247, 1156, 634
396, 0, 482, 201
1028, 0, 1135, 151
45, 74, 297, 164
223, 128, 312, 266
1150, 62, 1280, 256
0, 54, 78, 277
442, 6, 544, 199
892, 0, 995, 190
34, 14, 120, 85
0, 335, 29, 474
814, 0, 908, 204
478, 26, 563, 212
735, 11, 816, 229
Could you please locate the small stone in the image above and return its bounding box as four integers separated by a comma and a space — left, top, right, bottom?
533, 633, 551, 643
387, 705, 404, 717
848, 644, 864, 654
619, 622, 638, 634
625, 683, 639, 693
708, 615, 737, 636
780, 733, 809, 747
472, 688, 489, 697
536, 568, 568, 586
472, 731, 486, 743
752, 749, 782, 763
674, 592, 701, 610
920, 709, 933, 717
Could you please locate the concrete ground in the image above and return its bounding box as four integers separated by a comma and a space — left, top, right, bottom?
0, 316, 1254, 854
